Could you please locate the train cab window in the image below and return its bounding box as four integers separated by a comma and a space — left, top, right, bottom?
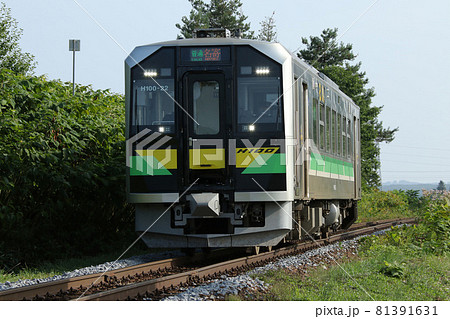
332, 110, 337, 154
312, 98, 318, 146
319, 103, 325, 149
130, 48, 175, 134
236, 46, 283, 133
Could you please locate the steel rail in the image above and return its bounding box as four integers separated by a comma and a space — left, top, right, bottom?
78, 217, 417, 301
0, 217, 415, 301
0, 250, 226, 301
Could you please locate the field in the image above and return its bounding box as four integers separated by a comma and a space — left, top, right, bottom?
247, 244, 449, 301
235, 190, 450, 301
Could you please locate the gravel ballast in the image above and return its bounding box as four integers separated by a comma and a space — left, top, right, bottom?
0, 250, 183, 292
160, 237, 361, 301
0, 228, 395, 297
161, 228, 396, 301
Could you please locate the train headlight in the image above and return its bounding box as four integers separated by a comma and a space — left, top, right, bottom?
242, 124, 255, 132
158, 126, 172, 133
144, 69, 158, 77
255, 67, 270, 75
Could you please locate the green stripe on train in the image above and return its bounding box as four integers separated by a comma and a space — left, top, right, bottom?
310, 153, 354, 177
242, 153, 286, 174
129, 156, 172, 176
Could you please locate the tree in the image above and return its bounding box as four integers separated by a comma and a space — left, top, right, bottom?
0, 2, 36, 74
298, 28, 398, 189
176, 0, 254, 39
299, 28, 355, 69
258, 11, 277, 42
437, 180, 446, 192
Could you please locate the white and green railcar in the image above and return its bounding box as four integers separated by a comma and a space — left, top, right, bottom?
125, 30, 361, 250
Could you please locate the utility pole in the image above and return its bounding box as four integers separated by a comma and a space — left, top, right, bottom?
69, 40, 80, 96
377, 141, 382, 189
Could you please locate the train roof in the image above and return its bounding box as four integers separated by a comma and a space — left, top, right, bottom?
127, 37, 290, 67
126, 37, 358, 110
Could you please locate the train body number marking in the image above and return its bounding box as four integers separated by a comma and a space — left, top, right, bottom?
140, 85, 169, 92
236, 147, 279, 168
236, 147, 277, 154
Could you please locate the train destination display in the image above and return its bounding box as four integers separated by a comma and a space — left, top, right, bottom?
180, 47, 230, 63
190, 48, 222, 61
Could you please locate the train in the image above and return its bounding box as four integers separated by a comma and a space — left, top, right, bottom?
125, 28, 361, 252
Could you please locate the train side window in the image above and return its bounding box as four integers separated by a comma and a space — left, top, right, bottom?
319, 103, 325, 149
342, 116, 347, 157
332, 110, 336, 154
347, 118, 352, 158
313, 98, 318, 146
326, 106, 331, 152
337, 114, 341, 156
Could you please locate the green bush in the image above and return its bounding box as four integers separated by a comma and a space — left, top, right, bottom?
0, 69, 133, 267
404, 189, 422, 210
360, 194, 450, 255
419, 197, 450, 254
358, 189, 411, 222
380, 260, 405, 278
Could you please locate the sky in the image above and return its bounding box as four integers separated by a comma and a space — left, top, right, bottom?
3, 0, 450, 184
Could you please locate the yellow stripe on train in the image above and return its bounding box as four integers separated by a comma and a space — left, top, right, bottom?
236, 147, 279, 168
189, 148, 225, 170
135, 149, 177, 169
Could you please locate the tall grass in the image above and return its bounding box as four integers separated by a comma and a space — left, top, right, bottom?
358, 189, 415, 222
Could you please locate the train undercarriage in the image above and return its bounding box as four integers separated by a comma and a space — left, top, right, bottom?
135, 196, 358, 250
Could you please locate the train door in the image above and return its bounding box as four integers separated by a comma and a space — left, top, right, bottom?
294, 79, 301, 197
183, 73, 228, 188
294, 80, 309, 199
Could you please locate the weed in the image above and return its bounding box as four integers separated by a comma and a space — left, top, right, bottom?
380, 261, 405, 278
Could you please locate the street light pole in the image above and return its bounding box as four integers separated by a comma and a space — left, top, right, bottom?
72, 49, 75, 95
69, 40, 80, 96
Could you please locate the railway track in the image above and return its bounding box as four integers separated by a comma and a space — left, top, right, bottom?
0, 217, 416, 301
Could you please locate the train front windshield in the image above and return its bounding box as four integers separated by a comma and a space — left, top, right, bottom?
130, 45, 283, 136
130, 48, 175, 135
236, 46, 283, 133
